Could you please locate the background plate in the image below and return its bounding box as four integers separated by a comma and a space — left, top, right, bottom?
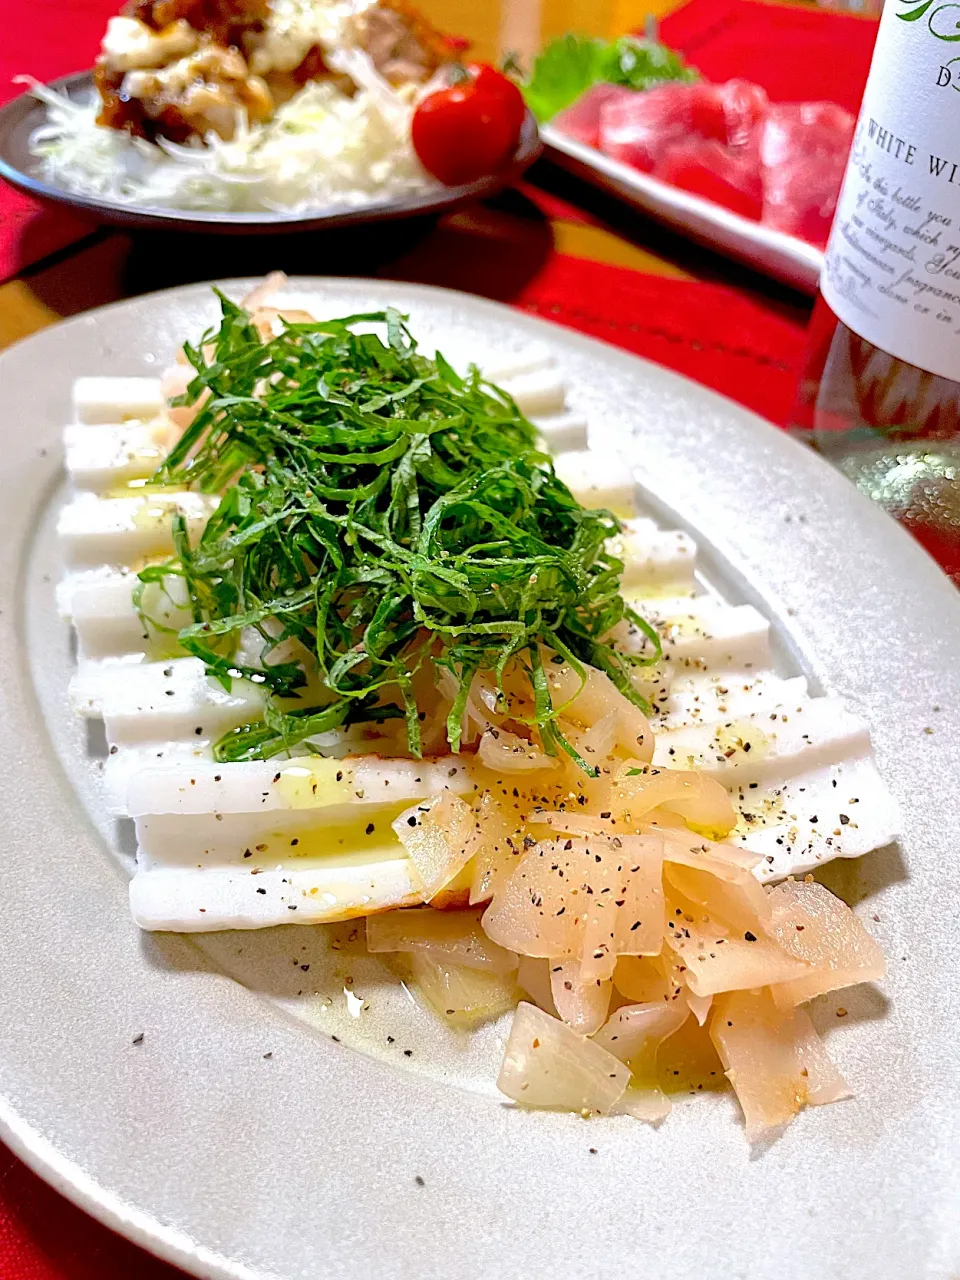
1, 278, 958, 1280
542, 125, 823, 295
0, 72, 542, 234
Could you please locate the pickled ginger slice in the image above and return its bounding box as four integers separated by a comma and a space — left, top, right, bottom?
482, 834, 664, 977
613, 765, 736, 839
393, 791, 481, 900
769, 878, 886, 1007
665, 888, 809, 998
709, 986, 806, 1137
792, 1007, 852, 1106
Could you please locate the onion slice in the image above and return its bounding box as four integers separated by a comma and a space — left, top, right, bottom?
497, 1002, 630, 1114
545, 660, 653, 761
366, 907, 518, 974
478, 728, 558, 773
550, 963, 612, 1035
517, 956, 559, 1016
393, 790, 479, 900
593, 999, 689, 1122
614, 765, 736, 840
409, 954, 518, 1028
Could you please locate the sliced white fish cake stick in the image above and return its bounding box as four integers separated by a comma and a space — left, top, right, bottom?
64, 420, 173, 491
531, 411, 589, 453
611, 519, 697, 592
735, 756, 901, 881
105, 742, 215, 816
617, 601, 772, 675
135, 808, 413, 871
496, 367, 566, 417
72, 376, 165, 424
653, 696, 872, 784
58, 491, 217, 568
70, 656, 264, 744
660, 670, 808, 729
59, 568, 191, 659
554, 449, 636, 517
129, 858, 422, 932
481, 343, 555, 384
132, 756, 479, 872
125, 755, 477, 817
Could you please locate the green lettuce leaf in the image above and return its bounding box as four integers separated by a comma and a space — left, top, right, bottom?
522, 33, 698, 123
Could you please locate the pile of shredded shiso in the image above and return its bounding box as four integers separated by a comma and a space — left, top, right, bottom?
138, 292, 660, 767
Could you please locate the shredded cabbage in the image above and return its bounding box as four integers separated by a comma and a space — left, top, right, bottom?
20, 67, 434, 214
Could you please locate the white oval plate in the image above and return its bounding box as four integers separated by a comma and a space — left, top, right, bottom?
541, 126, 823, 295
1, 279, 958, 1280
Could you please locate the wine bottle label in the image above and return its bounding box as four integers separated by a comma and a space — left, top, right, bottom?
822, 0, 960, 380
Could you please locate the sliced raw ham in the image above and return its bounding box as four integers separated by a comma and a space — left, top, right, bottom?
654, 140, 763, 220
551, 83, 636, 149
599, 81, 728, 172
760, 101, 855, 246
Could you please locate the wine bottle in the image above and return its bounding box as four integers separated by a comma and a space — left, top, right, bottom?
792, 0, 960, 582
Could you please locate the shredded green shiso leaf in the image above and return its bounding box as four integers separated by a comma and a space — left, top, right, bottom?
137, 292, 660, 767
522, 34, 698, 123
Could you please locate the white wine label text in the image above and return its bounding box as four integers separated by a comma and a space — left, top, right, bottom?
822, 0, 960, 379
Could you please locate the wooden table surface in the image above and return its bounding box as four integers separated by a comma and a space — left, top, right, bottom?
0, 0, 813, 357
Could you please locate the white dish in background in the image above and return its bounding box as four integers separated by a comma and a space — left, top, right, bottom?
1, 278, 959, 1280
542, 125, 823, 294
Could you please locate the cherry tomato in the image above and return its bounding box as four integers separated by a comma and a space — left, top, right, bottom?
412, 64, 525, 186
469, 63, 527, 137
